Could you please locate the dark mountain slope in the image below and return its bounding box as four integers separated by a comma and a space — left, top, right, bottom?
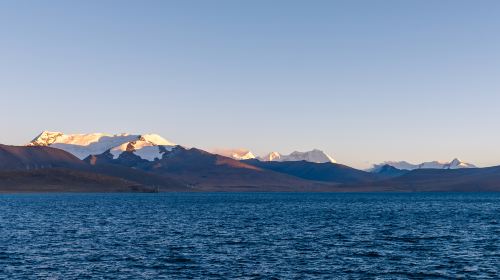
0, 145, 186, 192
244, 160, 380, 184
86, 147, 334, 191
0, 144, 84, 170
349, 166, 500, 192
0, 168, 155, 193
373, 164, 409, 179
81, 163, 189, 192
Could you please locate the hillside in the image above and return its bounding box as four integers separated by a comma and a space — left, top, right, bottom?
348, 167, 500, 192
86, 147, 335, 191
244, 159, 379, 184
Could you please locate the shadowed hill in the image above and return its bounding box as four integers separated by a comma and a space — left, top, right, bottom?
0, 144, 84, 170
372, 164, 409, 179
347, 166, 500, 192
0, 145, 186, 192
0, 168, 156, 193
244, 159, 380, 184
81, 163, 189, 192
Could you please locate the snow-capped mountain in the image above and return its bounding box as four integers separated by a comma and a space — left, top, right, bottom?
446, 158, 477, 169
210, 148, 256, 160
209, 148, 336, 163
260, 152, 282, 162
259, 149, 336, 164
369, 158, 476, 172
28, 131, 176, 160
109, 136, 176, 161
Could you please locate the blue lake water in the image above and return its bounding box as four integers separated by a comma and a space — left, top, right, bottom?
0, 193, 499, 279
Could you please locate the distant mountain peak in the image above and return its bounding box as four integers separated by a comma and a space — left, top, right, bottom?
445, 158, 476, 169
259, 149, 336, 164
378, 164, 400, 171
260, 152, 282, 162
213, 148, 336, 164
369, 158, 476, 172
372, 164, 408, 178
211, 148, 256, 160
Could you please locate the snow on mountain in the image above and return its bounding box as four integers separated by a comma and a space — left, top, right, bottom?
259, 152, 282, 162
369, 161, 421, 171
369, 158, 477, 172
259, 149, 336, 163
138, 134, 175, 146
212, 148, 336, 163
368, 161, 421, 171
284, 150, 336, 163
211, 148, 256, 160
443, 158, 477, 169
28, 131, 176, 160
108, 133, 176, 161
29, 131, 65, 146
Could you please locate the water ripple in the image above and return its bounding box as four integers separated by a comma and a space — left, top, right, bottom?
0, 192, 499, 279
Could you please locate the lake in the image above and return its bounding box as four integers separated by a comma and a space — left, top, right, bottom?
0, 193, 499, 279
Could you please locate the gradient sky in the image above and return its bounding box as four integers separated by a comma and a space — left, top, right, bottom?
1, 0, 499, 169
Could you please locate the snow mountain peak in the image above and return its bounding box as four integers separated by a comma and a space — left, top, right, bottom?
259, 149, 336, 164
369, 158, 477, 172
260, 152, 282, 162
211, 148, 256, 160
29, 131, 65, 146
28, 131, 176, 160
211, 148, 335, 164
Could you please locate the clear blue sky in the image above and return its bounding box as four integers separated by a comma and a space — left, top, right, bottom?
1, 0, 499, 168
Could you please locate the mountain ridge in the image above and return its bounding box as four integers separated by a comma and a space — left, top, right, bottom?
0, 130, 493, 193
0, 144, 170, 192
213, 148, 336, 164
85, 146, 336, 191
369, 159, 477, 172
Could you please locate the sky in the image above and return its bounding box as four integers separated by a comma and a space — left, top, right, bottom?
1, 0, 499, 169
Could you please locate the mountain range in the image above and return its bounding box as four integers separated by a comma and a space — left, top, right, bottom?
210, 148, 336, 163
0, 130, 495, 193
368, 159, 477, 172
